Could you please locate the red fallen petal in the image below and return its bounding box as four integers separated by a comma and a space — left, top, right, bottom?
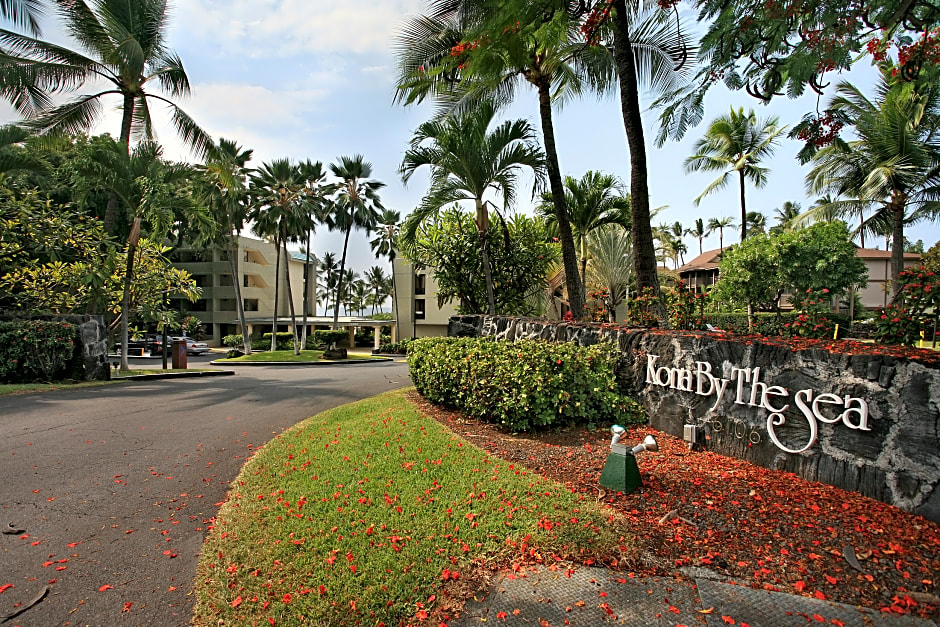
794, 581, 806, 592
0, 584, 13, 594
231, 596, 242, 608
814, 590, 826, 600
99, 585, 113, 592
122, 602, 133, 613
67, 542, 78, 548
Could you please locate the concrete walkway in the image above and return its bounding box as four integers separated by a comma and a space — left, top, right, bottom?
453, 566, 936, 626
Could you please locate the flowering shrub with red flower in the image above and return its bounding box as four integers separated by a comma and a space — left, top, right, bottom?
784, 288, 837, 339
586, 288, 610, 322
0, 320, 83, 383
874, 266, 940, 346
625, 286, 660, 327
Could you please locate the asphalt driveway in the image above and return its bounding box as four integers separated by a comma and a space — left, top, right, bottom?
0, 360, 410, 626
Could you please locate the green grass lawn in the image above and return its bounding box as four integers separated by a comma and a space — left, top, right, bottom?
215, 349, 388, 363
193, 389, 627, 626
0, 381, 113, 396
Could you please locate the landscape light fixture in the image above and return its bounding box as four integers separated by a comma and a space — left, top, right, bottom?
599, 427, 658, 495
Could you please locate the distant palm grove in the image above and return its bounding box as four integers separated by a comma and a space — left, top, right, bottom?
1, 0, 939, 365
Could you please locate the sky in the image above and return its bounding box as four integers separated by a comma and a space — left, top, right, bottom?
3, 1, 936, 277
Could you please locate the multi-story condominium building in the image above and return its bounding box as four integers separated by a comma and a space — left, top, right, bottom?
392, 257, 460, 339
168, 236, 317, 346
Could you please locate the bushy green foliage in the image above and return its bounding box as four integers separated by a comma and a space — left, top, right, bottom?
409, 337, 644, 431
703, 312, 852, 337
305, 329, 348, 350
375, 338, 413, 355
222, 334, 245, 348
262, 332, 295, 350
0, 320, 84, 383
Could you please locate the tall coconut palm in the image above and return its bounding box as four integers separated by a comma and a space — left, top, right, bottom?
317, 251, 339, 316
706, 216, 735, 251
0, 0, 212, 235
804, 63, 940, 292
685, 108, 786, 242
401, 101, 545, 314
364, 265, 389, 315
248, 159, 307, 353
74, 137, 206, 370
770, 201, 802, 234
326, 155, 384, 330
395, 3, 621, 319
745, 211, 766, 237
685, 217, 705, 255
536, 170, 630, 303
370, 209, 401, 336
199, 138, 254, 355
297, 160, 330, 348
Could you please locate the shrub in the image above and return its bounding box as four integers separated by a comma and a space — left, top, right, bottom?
305, 329, 349, 350
261, 332, 295, 350
222, 334, 246, 348
873, 267, 940, 346
409, 337, 644, 431
783, 289, 837, 339
701, 312, 851, 338
374, 338, 413, 355
0, 320, 84, 383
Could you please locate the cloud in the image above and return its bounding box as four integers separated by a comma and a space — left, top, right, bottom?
175, 0, 426, 57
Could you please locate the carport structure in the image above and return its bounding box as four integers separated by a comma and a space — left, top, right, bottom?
234, 316, 396, 350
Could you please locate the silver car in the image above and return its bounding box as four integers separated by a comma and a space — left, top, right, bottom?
170, 336, 210, 355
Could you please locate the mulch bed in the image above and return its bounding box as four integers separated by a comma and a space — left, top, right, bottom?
407, 391, 940, 621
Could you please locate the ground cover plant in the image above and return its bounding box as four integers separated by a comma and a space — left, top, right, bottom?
413, 392, 940, 621
193, 389, 625, 626
0, 381, 111, 396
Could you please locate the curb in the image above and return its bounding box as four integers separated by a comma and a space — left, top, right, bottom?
113, 370, 236, 381
208, 357, 393, 366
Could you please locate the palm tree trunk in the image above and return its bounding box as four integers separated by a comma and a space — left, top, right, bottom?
333, 227, 352, 330
228, 240, 251, 355
301, 228, 312, 350
533, 73, 584, 319
282, 241, 300, 354
580, 236, 588, 304
475, 199, 496, 315
719, 228, 724, 251
610, 1, 666, 326
890, 195, 905, 297
698, 237, 703, 256
104, 94, 137, 236
738, 170, 747, 241
859, 212, 866, 248
271, 235, 281, 352
118, 216, 142, 371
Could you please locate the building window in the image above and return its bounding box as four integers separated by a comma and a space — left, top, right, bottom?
243, 299, 259, 312
218, 299, 236, 311
415, 273, 426, 295
181, 299, 207, 312
414, 298, 426, 320
191, 274, 210, 287
218, 274, 235, 287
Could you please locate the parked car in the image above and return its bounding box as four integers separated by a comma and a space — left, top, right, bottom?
150, 335, 209, 356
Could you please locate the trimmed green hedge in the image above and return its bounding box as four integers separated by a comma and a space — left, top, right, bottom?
409, 337, 644, 431
374, 338, 413, 355
0, 320, 84, 383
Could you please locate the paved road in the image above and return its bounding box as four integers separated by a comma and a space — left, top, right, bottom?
0, 359, 410, 626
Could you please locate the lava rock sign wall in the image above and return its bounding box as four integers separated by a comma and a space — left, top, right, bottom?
448, 315, 940, 524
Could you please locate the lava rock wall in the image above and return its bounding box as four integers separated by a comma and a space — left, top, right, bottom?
448, 315, 940, 523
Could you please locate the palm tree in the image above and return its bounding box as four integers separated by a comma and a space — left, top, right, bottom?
317, 252, 339, 316
745, 211, 766, 237
198, 138, 253, 355
248, 159, 308, 353
685, 108, 786, 241
0, 0, 211, 234
536, 170, 630, 304
685, 218, 706, 256
586, 224, 633, 321
364, 265, 389, 315
706, 216, 735, 251
0, 0, 41, 34
395, 5, 619, 319
75, 137, 205, 370
326, 155, 384, 330
770, 201, 802, 234
297, 160, 329, 348
400, 101, 545, 315
804, 63, 940, 292
370, 209, 401, 336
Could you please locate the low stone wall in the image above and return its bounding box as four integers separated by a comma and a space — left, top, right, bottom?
448, 315, 940, 524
